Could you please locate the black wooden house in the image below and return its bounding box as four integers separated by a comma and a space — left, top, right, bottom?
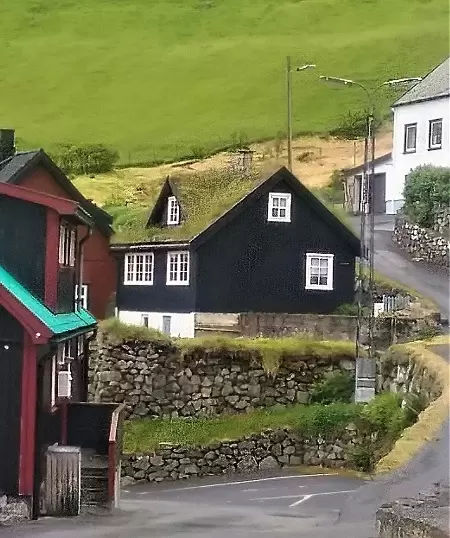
112, 167, 360, 337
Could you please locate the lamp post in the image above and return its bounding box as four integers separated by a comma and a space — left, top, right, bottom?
286, 58, 316, 171
320, 75, 422, 401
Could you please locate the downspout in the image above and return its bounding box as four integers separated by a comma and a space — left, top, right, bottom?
76, 226, 92, 311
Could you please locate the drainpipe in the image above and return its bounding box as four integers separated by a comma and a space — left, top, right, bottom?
76, 227, 92, 311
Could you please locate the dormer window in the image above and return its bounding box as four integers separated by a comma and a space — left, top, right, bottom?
59, 223, 76, 267
167, 196, 180, 225
268, 192, 291, 222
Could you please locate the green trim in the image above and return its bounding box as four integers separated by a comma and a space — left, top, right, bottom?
0, 265, 96, 335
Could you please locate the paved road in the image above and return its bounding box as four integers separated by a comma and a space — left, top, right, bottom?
348, 215, 449, 318
3, 472, 372, 537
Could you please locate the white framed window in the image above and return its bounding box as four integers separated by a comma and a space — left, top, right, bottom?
167, 196, 180, 225
59, 224, 76, 267
305, 253, 334, 291
268, 192, 291, 222
75, 284, 88, 309
404, 123, 417, 153
124, 253, 154, 285
166, 251, 190, 285
429, 119, 442, 149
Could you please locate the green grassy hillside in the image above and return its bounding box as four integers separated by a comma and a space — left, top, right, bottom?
1, 0, 447, 164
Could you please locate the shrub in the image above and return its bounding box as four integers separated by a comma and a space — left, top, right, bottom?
334, 303, 358, 316
99, 318, 171, 344
52, 143, 119, 175
358, 392, 406, 437
310, 372, 354, 404
403, 165, 450, 228
330, 110, 380, 140
351, 442, 376, 473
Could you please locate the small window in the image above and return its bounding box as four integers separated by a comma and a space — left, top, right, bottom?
305, 253, 334, 291
268, 193, 292, 222
77, 336, 84, 357
166, 251, 190, 285
75, 284, 88, 309
59, 224, 76, 267
404, 123, 417, 153
429, 119, 442, 149
141, 314, 149, 328
124, 253, 154, 285
167, 196, 180, 225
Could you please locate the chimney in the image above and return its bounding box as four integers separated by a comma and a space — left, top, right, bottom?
0, 129, 15, 162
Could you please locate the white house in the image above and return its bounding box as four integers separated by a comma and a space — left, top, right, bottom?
344, 57, 449, 214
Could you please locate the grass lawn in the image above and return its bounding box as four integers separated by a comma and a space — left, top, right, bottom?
1, 0, 448, 164
123, 402, 361, 453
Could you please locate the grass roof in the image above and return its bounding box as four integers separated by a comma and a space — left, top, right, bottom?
111, 167, 263, 243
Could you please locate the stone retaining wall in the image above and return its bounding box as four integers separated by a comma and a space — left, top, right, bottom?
393, 215, 449, 269
0, 496, 30, 526
122, 425, 364, 485
89, 336, 355, 419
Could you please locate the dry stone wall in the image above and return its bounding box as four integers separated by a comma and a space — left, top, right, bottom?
393, 215, 449, 269
89, 337, 355, 419
122, 425, 364, 485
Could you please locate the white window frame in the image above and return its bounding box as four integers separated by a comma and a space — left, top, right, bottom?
305, 253, 334, 291
267, 192, 292, 222
59, 223, 76, 267
167, 196, 180, 225
75, 284, 88, 309
124, 253, 154, 285
166, 251, 190, 285
404, 123, 417, 153
429, 118, 442, 150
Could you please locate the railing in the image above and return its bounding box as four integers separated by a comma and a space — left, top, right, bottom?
107, 404, 125, 507
382, 294, 411, 313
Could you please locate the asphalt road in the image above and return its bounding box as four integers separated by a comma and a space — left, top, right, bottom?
348, 215, 449, 318
2, 472, 372, 538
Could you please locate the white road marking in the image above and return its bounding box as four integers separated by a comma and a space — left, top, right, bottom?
249, 491, 307, 502
161, 474, 337, 492
289, 489, 357, 508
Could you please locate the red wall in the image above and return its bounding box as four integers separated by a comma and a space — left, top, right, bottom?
20, 167, 116, 319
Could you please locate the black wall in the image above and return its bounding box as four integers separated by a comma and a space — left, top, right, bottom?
195, 179, 356, 314
116, 248, 196, 313
0, 196, 46, 301
0, 307, 23, 494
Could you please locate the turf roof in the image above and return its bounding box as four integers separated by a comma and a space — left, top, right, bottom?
112, 168, 261, 243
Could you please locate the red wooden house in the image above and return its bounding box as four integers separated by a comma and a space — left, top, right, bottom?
0, 129, 116, 319
0, 182, 122, 519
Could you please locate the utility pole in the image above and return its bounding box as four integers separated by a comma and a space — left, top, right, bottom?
286, 56, 293, 171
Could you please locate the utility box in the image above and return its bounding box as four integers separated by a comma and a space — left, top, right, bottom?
355, 357, 376, 403
45, 445, 81, 517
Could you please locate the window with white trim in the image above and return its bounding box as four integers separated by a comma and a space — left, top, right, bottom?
124, 253, 154, 285
167, 196, 180, 225
75, 284, 88, 309
268, 192, 291, 222
166, 251, 190, 285
404, 123, 417, 153
429, 119, 442, 149
59, 224, 76, 267
305, 253, 334, 290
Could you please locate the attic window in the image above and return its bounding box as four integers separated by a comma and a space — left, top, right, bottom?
268, 193, 291, 222
167, 196, 180, 225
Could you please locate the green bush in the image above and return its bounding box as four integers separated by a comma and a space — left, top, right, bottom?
358, 392, 406, 437
310, 372, 354, 404
330, 110, 380, 140
403, 165, 450, 228
334, 303, 359, 316
52, 143, 119, 175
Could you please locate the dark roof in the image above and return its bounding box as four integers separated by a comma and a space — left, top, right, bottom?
113, 166, 360, 256
393, 57, 450, 107
343, 152, 392, 176
0, 149, 113, 236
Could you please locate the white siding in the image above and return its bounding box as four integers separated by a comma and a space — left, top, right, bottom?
388, 97, 450, 213
117, 311, 195, 338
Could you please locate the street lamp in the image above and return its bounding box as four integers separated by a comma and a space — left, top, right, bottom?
320, 74, 421, 402
286, 58, 316, 171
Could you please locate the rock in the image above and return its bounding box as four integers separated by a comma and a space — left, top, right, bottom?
121, 476, 137, 487
237, 456, 258, 472
259, 456, 280, 471
289, 456, 303, 465
183, 464, 200, 475
296, 391, 309, 404
150, 455, 164, 467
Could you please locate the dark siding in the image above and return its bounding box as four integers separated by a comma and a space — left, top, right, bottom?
116, 248, 196, 313
195, 179, 356, 314
0, 196, 46, 300
0, 307, 22, 495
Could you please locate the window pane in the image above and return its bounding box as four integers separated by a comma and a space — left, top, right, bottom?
311, 258, 319, 267
272, 207, 278, 217
310, 275, 319, 285
431, 121, 442, 146
406, 125, 416, 149
279, 208, 286, 218
272, 197, 280, 207
126, 255, 134, 281
279, 198, 287, 208
135, 254, 144, 281
319, 275, 328, 285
